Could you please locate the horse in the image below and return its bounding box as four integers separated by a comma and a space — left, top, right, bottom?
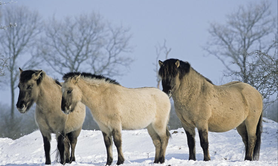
158, 58, 263, 161
61, 72, 171, 165
16, 69, 86, 165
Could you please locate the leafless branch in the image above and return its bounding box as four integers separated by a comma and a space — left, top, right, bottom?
204, 1, 277, 103
36, 12, 133, 77
154, 39, 171, 89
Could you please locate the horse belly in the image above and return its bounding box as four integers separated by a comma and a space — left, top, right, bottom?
208, 108, 246, 132
121, 110, 156, 130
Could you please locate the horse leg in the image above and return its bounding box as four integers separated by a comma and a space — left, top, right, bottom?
182, 123, 196, 160
42, 134, 51, 165
57, 133, 66, 165
150, 123, 170, 163
147, 125, 162, 163
64, 135, 71, 163
158, 128, 170, 164
236, 122, 248, 159
112, 129, 125, 165
198, 126, 210, 161
102, 131, 113, 165
244, 116, 261, 161
68, 128, 82, 162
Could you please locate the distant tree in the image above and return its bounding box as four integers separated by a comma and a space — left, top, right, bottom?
153, 40, 171, 89
0, 1, 16, 76
0, 5, 42, 120
36, 12, 133, 77
204, 1, 277, 104
0, 56, 7, 76
0, 103, 37, 139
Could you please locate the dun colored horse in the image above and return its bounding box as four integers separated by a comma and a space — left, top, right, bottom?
16, 69, 86, 165
61, 72, 171, 165
158, 58, 263, 161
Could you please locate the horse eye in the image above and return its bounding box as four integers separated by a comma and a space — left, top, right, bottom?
67, 89, 72, 94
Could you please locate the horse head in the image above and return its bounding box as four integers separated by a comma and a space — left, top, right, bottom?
61, 74, 82, 114
16, 68, 44, 113
158, 59, 190, 97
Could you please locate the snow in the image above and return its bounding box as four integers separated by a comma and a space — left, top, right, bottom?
0, 118, 277, 166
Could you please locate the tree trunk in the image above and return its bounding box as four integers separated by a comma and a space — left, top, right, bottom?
10, 71, 14, 122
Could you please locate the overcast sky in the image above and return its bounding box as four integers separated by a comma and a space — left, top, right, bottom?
1, 0, 277, 105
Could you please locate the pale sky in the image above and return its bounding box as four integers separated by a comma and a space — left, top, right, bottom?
0, 0, 277, 105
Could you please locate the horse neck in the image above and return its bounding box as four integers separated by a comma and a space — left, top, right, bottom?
173, 68, 209, 101
77, 79, 104, 109
36, 75, 61, 107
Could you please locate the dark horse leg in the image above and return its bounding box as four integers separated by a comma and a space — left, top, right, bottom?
198, 129, 210, 161
57, 132, 66, 165
240, 115, 262, 161
102, 132, 113, 165
236, 122, 249, 159
64, 135, 71, 163
182, 124, 196, 160
67, 128, 82, 163
112, 129, 125, 165
42, 134, 51, 165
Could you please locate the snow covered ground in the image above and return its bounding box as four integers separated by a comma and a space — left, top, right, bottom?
0, 118, 277, 166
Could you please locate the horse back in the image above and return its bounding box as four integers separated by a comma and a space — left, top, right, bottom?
207, 81, 262, 132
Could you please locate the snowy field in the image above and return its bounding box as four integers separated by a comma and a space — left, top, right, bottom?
0, 118, 277, 166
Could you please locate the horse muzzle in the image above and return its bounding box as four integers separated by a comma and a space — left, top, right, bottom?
61, 98, 72, 114
162, 89, 172, 98
62, 106, 72, 115
17, 104, 28, 113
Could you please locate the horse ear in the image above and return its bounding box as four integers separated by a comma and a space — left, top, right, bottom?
175, 60, 180, 68
32, 70, 43, 80
159, 60, 164, 67
19, 68, 23, 74
73, 75, 81, 84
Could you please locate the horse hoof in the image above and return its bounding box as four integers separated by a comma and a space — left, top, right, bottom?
45, 161, 51, 165
60, 160, 66, 165
116, 160, 124, 165
66, 158, 72, 164
159, 157, 165, 163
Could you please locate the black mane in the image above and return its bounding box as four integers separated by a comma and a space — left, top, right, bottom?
55, 79, 62, 87
159, 58, 213, 85
159, 58, 190, 80
20, 70, 44, 85
63, 72, 120, 85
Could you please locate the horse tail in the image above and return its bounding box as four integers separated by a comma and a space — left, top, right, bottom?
253, 113, 263, 160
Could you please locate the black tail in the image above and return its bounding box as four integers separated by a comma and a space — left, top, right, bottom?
253, 113, 262, 160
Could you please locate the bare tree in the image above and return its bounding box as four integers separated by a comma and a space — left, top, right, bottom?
0, 57, 7, 76
153, 40, 171, 89
203, 1, 277, 103
248, 45, 278, 100
36, 12, 133, 77
0, 1, 16, 76
0, 5, 42, 119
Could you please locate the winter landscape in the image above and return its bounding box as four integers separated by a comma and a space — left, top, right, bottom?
0, 118, 277, 166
